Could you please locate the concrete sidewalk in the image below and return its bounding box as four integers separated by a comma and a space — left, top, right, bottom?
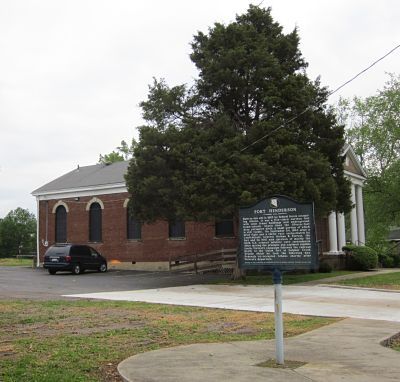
118, 318, 400, 382
65, 283, 400, 321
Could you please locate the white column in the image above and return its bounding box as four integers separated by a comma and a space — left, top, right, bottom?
328, 212, 338, 253
350, 183, 359, 245
337, 212, 346, 251
356, 185, 366, 245
36, 197, 40, 267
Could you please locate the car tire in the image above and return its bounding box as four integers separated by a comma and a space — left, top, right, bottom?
99, 262, 107, 273
72, 264, 81, 275
48, 269, 56, 275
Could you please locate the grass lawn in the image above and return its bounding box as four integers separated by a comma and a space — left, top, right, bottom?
0, 299, 338, 382
336, 271, 400, 290
0, 258, 34, 267
214, 270, 355, 285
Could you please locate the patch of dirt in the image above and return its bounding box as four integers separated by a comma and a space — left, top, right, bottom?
0, 341, 17, 360
256, 359, 307, 369
373, 284, 400, 290
1, 320, 146, 341
99, 362, 124, 382
206, 322, 258, 335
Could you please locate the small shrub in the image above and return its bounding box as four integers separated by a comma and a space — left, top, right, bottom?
378, 253, 394, 268
319, 262, 332, 273
392, 253, 400, 267
343, 244, 378, 271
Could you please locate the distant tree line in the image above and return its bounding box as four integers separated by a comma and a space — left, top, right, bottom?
0, 208, 36, 258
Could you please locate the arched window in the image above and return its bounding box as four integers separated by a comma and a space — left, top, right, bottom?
89, 202, 102, 242
127, 210, 142, 240
55, 205, 67, 243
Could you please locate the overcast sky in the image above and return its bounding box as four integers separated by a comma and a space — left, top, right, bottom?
0, 0, 399, 218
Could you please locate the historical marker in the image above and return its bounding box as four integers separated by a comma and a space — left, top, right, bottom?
239, 195, 318, 271
239, 195, 318, 365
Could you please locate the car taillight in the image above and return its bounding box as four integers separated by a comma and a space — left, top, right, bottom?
65, 255, 72, 262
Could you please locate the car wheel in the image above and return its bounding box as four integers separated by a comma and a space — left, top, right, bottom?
48, 269, 56, 275
99, 262, 107, 273
72, 264, 81, 275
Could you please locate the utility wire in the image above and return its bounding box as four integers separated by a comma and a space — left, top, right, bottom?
232, 43, 400, 157
328, 43, 400, 97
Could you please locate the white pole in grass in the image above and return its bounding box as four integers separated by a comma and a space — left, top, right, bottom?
273, 268, 284, 365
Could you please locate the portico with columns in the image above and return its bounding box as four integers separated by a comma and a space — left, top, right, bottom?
326, 144, 367, 255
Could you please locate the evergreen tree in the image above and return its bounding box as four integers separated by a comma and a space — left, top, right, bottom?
126, 6, 351, 223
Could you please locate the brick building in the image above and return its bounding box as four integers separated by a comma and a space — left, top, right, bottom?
32, 145, 366, 270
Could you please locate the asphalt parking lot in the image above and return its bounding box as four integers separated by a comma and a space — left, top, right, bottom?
0, 266, 228, 300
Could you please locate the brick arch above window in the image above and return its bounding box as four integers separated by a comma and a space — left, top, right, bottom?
52, 200, 69, 213
85, 197, 105, 211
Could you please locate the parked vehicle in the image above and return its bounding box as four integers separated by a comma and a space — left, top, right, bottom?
43, 244, 107, 275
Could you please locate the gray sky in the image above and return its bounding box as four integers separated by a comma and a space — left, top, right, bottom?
0, 0, 399, 218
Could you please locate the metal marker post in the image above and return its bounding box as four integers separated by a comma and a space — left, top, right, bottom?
273, 268, 284, 365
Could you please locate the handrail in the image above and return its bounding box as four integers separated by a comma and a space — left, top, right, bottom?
169, 248, 237, 273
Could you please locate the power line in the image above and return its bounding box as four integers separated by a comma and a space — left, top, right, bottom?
232, 43, 400, 157
328, 43, 400, 97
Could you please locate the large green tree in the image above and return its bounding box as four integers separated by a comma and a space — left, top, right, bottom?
126, 6, 351, 223
342, 73, 400, 176
0, 208, 36, 257
339, 74, 400, 248
99, 139, 137, 164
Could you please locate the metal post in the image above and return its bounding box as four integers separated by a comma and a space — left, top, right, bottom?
273, 268, 284, 365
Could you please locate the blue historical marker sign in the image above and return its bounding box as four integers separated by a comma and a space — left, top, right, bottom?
239, 195, 318, 271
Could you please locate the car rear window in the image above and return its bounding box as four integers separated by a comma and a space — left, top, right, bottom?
45, 246, 70, 256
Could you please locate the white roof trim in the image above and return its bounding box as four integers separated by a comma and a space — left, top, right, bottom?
344, 170, 366, 181
344, 171, 365, 187
33, 184, 128, 201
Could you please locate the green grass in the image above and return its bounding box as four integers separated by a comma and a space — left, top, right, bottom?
336, 271, 400, 290
0, 299, 338, 382
391, 341, 400, 352
0, 257, 34, 267
214, 271, 355, 285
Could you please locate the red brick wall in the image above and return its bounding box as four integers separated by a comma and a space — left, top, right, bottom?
38, 193, 237, 263
38, 192, 330, 262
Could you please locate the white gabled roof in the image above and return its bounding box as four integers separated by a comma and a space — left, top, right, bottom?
342, 143, 367, 179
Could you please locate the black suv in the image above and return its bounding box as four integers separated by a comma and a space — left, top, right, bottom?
43, 244, 107, 275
